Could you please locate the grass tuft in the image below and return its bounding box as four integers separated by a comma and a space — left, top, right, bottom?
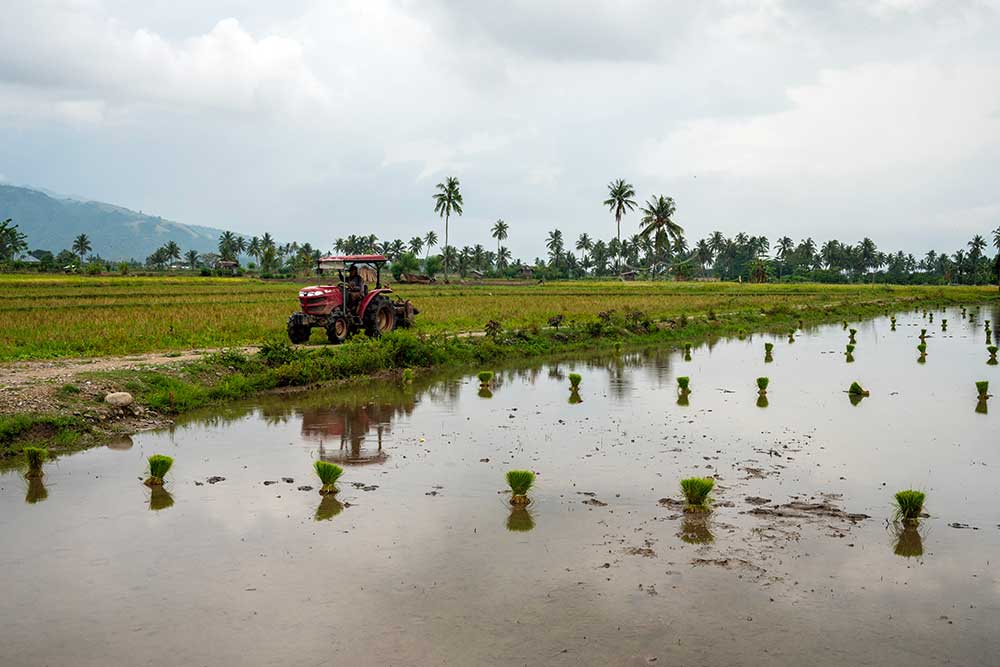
680, 477, 715, 510
894, 489, 926, 522
314, 460, 344, 495
145, 454, 173, 486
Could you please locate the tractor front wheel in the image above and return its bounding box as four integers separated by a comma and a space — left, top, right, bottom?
364, 297, 396, 338
287, 313, 311, 344
326, 314, 349, 344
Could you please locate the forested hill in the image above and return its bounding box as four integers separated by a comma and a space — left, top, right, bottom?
0, 184, 230, 260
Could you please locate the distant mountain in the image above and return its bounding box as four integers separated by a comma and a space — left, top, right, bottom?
0, 184, 235, 261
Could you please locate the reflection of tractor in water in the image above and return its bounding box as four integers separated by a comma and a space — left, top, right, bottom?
287, 254, 418, 344
300, 397, 416, 465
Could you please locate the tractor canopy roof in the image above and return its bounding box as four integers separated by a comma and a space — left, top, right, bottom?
318, 254, 388, 271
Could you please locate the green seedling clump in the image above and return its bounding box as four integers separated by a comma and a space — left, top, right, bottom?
144, 454, 173, 486
764, 342, 774, 354
894, 489, 926, 523
401, 368, 414, 384
23, 446, 48, 479
676, 376, 691, 394
477, 371, 494, 385
568, 373, 582, 389
680, 477, 715, 511
848, 382, 870, 397
314, 461, 344, 495
916, 342, 927, 354
976, 381, 990, 398
988, 345, 998, 364
919, 328, 927, 338
756, 377, 769, 394
506, 470, 536, 506
845, 344, 855, 354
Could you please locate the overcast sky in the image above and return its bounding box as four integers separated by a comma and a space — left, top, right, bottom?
2, 0, 999, 259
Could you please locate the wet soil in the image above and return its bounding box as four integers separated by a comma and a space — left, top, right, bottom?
1, 305, 999, 665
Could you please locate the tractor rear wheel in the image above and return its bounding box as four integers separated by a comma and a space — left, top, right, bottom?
287, 313, 311, 344
364, 297, 396, 337
326, 314, 349, 344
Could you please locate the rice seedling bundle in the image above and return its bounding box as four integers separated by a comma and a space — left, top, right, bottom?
477, 371, 494, 385
676, 376, 691, 393
976, 381, 989, 398
144, 454, 173, 486
680, 477, 715, 510
894, 489, 926, 522
756, 377, 769, 393
314, 460, 344, 495
506, 470, 535, 506
23, 447, 47, 479
848, 382, 869, 396
568, 373, 582, 389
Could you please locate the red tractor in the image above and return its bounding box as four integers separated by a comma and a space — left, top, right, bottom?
287, 255, 417, 344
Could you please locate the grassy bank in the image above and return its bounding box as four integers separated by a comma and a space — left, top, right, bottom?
1, 274, 995, 360
3, 285, 995, 460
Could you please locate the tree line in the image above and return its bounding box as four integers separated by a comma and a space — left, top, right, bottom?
2, 178, 999, 287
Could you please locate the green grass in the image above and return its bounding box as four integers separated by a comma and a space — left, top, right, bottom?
680, 477, 715, 510
568, 372, 582, 388
477, 370, 494, 384
23, 446, 47, 478
314, 460, 344, 495
401, 368, 415, 384
0, 275, 994, 361
506, 469, 535, 502
145, 454, 173, 486
756, 377, 769, 393
894, 489, 926, 522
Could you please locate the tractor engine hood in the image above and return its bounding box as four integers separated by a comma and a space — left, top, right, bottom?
298, 285, 338, 298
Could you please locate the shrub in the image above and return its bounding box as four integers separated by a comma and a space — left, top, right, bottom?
23, 447, 47, 479
568, 373, 582, 389
894, 489, 926, 522
976, 380, 989, 398
680, 477, 714, 510
506, 470, 535, 506
145, 454, 173, 486
258, 337, 298, 367
314, 461, 344, 495
756, 377, 769, 393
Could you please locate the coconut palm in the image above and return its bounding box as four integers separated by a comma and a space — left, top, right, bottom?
424, 230, 438, 261
185, 249, 200, 270
408, 236, 424, 256
433, 176, 463, 281
218, 231, 239, 261
639, 196, 685, 278
491, 219, 508, 260
72, 234, 92, 264
603, 179, 637, 273
496, 246, 512, 271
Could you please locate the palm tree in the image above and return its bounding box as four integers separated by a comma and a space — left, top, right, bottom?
164, 241, 181, 265
546, 229, 564, 268
423, 231, 438, 261
185, 250, 200, 270
408, 236, 424, 256
576, 233, 593, 268
603, 179, 637, 273
218, 231, 239, 261
72, 234, 92, 265
638, 196, 684, 278
992, 225, 1000, 292
247, 237, 261, 264
491, 219, 509, 259
433, 176, 463, 281
496, 246, 512, 271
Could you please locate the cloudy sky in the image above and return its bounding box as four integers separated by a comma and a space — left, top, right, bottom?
2, 0, 999, 259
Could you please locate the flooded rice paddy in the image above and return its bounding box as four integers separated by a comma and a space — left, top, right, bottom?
2, 305, 999, 666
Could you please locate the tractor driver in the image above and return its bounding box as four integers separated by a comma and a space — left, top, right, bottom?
346, 264, 365, 306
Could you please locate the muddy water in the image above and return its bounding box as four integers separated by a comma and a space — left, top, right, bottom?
2, 305, 999, 666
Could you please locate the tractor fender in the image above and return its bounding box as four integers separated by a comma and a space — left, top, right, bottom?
358, 288, 393, 316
